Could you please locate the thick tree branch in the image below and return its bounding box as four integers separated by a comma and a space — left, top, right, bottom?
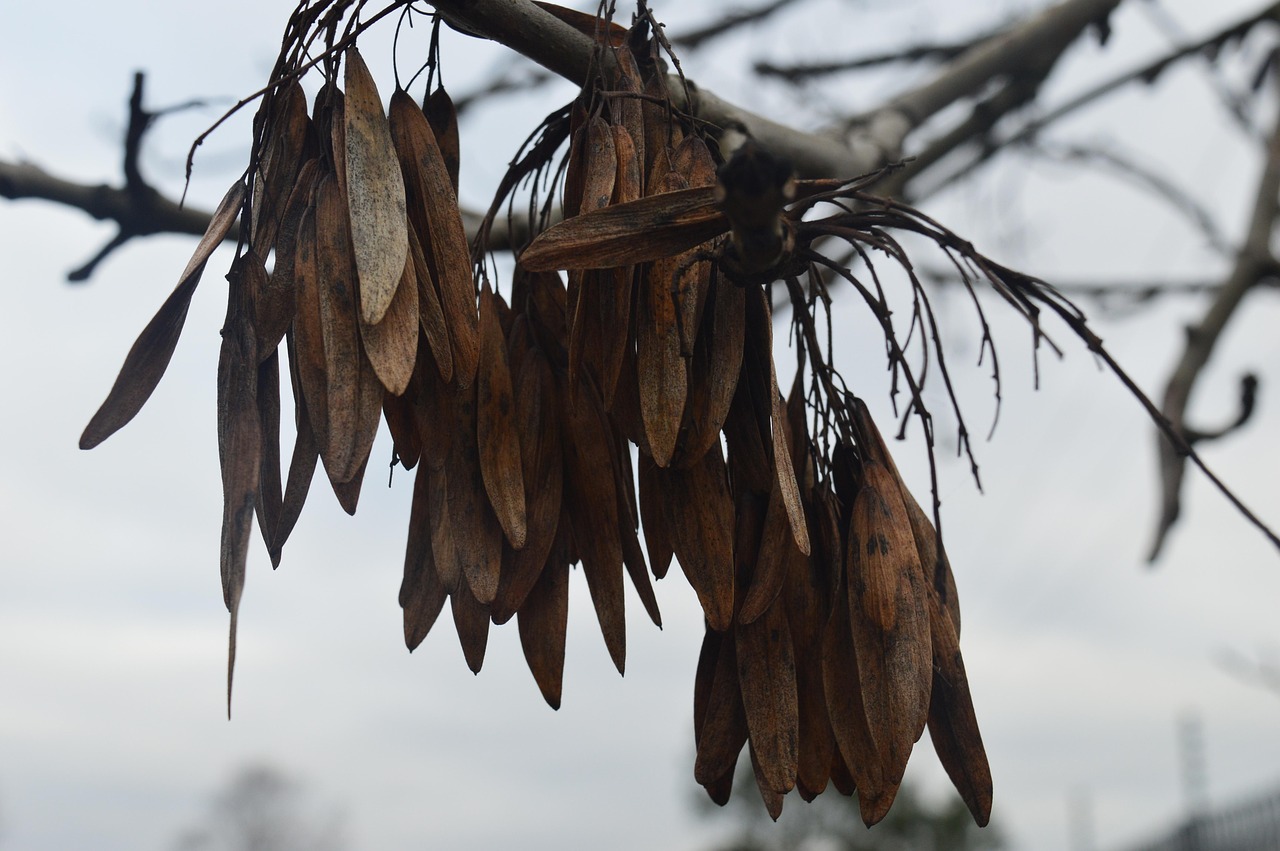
2, 0, 1124, 267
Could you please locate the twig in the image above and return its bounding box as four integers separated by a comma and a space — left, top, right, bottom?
672, 0, 803, 50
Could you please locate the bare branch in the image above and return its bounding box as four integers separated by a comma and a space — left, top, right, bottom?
1000, 2, 1280, 151
755, 27, 1002, 82
1149, 76, 1280, 562
672, 0, 804, 50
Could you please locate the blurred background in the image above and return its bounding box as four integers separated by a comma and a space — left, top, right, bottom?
2, 1, 1279, 849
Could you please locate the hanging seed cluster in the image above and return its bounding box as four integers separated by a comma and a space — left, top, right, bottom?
77, 0, 1026, 832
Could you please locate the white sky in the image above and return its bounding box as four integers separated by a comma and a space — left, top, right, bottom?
2, 1, 1279, 850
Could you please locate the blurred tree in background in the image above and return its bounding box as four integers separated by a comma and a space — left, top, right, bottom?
170, 765, 345, 851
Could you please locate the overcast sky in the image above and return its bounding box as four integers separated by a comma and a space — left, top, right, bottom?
2, 2, 1279, 850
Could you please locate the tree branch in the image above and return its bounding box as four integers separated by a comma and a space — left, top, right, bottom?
1149, 76, 1280, 562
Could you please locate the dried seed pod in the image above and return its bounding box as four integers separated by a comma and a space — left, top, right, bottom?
388, 89, 478, 387
748, 743, 786, 820
926, 595, 993, 826
598, 124, 640, 407
81, 180, 245, 450
217, 253, 262, 715
784, 511, 836, 801
845, 455, 933, 822
426, 465, 460, 593
516, 542, 570, 709
670, 136, 718, 355
736, 593, 799, 797
679, 270, 744, 465
382, 377, 422, 471
693, 625, 723, 750
520, 185, 727, 272
254, 350, 283, 566
662, 440, 735, 631
821, 571, 885, 821
557, 371, 627, 673
291, 195, 330, 459
638, 453, 674, 579
738, 481, 793, 625
314, 173, 380, 486
491, 344, 563, 623
693, 629, 749, 788
422, 86, 460, 195
402, 462, 448, 650
344, 47, 409, 326
250, 79, 309, 256
442, 378, 503, 605
408, 226, 454, 384
359, 246, 419, 396
274, 332, 319, 563
477, 282, 527, 549
638, 171, 691, 468
450, 576, 491, 674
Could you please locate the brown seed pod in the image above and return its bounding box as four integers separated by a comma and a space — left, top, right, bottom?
359, 245, 419, 396
274, 332, 319, 563
401, 462, 448, 651
250, 79, 309, 257
491, 344, 563, 624
926, 595, 993, 826
80, 180, 245, 450
254, 350, 283, 567
422, 86, 461, 195
736, 593, 800, 797
344, 47, 409, 327
516, 542, 570, 709
442, 378, 503, 605
821, 569, 885, 822
637, 171, 692, 468
637, 453, 674, 579
314, 173, 381, 486
556, 370, 627, 674
662, 440, 736, 631
693, 629, 749, 788
217, 252, 263, 716
388, 89, 478, 387
679, 270, 744, 466
450, 576, 491, 674
407, 225, 454, 385
845, 456, 933, 821
477, 282, 528, 549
